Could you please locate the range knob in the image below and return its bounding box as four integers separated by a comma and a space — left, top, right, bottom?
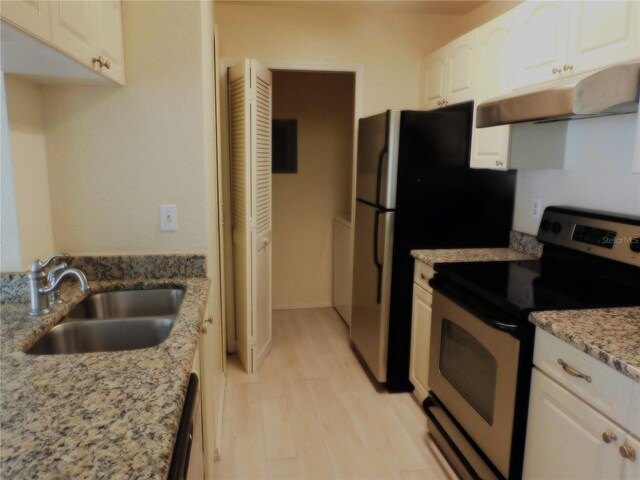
540, 220, 551, 231
630, 237, 640, 253
551, 222, 562, 234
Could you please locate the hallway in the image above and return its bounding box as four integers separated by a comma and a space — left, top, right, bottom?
212, 308, 454, 479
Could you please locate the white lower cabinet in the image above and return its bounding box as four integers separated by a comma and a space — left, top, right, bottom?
524, 369, 627, 479
524, 329, 640, 479
409, 261, 433, 403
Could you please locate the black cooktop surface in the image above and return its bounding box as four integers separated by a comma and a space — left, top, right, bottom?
433, 258, 640, 319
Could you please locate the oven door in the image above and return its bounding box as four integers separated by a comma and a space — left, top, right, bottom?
429, 291, 520, 478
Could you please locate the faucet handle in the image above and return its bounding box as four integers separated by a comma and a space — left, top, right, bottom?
30, 253, 71, 272
47, 262, 68, 282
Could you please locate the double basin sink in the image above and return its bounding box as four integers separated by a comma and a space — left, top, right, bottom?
27, 289, 184, 355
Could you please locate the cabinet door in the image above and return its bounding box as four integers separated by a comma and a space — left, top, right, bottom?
445, 29, 477, 106
50, 0, 94, 68
420, 47, 447, 110
92, 0, 125, 85
0, 0, 51, 42
523, 369, 625, 480
567, 0, 640, 76
513, 1, 571, 89
409, 284, 432, 403
471, 13, 513, 170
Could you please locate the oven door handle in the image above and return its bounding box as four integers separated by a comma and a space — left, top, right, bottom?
483, 318, 519, 333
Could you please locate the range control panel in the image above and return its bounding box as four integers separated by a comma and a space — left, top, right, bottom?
537, 206, 640, 266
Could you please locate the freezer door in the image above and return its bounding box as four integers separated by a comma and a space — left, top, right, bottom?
356, 110, 400, 209
351, 201, 395, 382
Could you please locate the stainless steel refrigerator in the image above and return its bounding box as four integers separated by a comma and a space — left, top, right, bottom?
351, 103, 517, 392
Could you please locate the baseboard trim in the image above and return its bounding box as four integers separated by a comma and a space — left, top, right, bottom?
273, 302, 333, 310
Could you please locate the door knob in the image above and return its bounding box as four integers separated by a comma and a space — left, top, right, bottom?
620, 444, 636, 461
602, 431, 617, 443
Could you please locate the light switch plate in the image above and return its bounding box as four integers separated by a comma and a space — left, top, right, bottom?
160, 204, 178, 232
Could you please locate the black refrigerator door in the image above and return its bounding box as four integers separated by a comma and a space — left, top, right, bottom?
383, 103, 517, 392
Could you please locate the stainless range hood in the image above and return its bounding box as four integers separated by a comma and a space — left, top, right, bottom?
476, 62, 640, 128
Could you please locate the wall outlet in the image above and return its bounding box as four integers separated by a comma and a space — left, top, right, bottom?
532, 198, 542, 219
160, 204, 178, 232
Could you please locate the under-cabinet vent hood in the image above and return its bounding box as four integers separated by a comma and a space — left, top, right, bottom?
476, 63, 640, 128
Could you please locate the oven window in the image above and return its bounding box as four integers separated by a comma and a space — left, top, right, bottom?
440, 319, 497, 424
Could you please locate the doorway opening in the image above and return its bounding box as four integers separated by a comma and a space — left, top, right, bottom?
221, 60, 363, 371
271, 69, 355, 313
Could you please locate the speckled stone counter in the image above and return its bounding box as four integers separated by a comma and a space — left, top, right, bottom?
410, 247, 538, 267
0, 277, 210, 479
529, 307, 640, 383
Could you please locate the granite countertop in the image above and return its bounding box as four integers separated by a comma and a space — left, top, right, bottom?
530, 307, 640, 383
410, 247, 538, 267
0, 277, 210, 479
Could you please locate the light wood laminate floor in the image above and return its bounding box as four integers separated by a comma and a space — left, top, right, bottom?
212, 307, 455, 480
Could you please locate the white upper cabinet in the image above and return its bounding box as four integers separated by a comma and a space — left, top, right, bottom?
50, 1, 94, 68
513, 0, 640, 90
1, 0, 125, 85
567, 0, 640, 75
0, 0, 51, 42
471, 12, 514, 170
92, 0, 125, 84
420, 47, 447, 110
420, 31, 476, 110
513, 1, 571, 89
445, 29, 477, 105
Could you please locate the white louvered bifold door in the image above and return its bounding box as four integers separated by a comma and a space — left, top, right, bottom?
251, 60, 273, 372
228, 59, 273, 374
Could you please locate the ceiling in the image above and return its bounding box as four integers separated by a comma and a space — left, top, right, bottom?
215, 1, 490, 16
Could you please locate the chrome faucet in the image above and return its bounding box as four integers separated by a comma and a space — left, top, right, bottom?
26, 253, 90, 316
47, 262, 68, 305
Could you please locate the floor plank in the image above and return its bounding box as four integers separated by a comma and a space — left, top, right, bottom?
214, 307, 452, 480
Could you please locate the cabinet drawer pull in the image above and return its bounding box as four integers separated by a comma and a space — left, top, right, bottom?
602, 431, 618, 443
557, 358, 592, 382
620, 444, 636, 461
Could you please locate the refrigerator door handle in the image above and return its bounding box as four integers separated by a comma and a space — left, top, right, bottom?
375, 147, 387, 207
373, 210, 383, 304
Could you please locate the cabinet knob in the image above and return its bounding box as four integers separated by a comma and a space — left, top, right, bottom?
437, 100, 443, 106
620, 444, 636, 461
420, 273, 426, 280
552, 66, 562, 74
443, 99, 448, 106
201, 325, 208, 334
563, 64, 574, 72
103, 58, 111, 69
495, 160, 504, 167
206, 317, 214, 324
92, 56, 110, 69
602, 431, 618, 443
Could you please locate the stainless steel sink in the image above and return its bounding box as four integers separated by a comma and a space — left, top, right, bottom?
67, 288, 184, 319
27, 317, 174, 354
26, 288, 184, 355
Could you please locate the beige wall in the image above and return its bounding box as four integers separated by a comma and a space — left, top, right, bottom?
41, 1, 212, 255
455, 0, 522, 36
2, 75, 55, 270
272, 71, 354, 308
0, 74, 22, 272
513, 114, 640, 234
215, 3, 468, 115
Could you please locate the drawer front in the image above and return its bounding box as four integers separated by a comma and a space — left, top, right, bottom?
534, 328, 634, 428
414, 261, 434, 293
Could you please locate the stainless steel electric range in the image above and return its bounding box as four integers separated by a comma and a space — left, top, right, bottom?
424, 206, 640, 480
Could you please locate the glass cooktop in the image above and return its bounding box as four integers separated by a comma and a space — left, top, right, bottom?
433, 259, 640, 319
